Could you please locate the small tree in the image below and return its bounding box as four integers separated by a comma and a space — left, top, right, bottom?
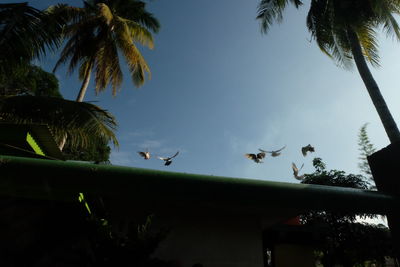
358, 123, 377, 189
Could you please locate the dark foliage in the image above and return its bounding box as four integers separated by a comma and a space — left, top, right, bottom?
0, 3, 64, 78
300, 158, 394, 266
63, 136, 111, 163
0, 64, 61, 97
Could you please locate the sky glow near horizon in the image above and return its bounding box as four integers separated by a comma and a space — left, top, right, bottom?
20, 0, 400, 183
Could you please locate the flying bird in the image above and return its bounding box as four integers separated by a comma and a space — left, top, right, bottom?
301, 144, 315, 156
158, 151, 179, 166
245, 152, 266, 163
259, 145, 286, 157
138, 150, 151, 160
292, 162, 305, 180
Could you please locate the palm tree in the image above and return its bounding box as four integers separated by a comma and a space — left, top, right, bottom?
257, 0, 400, 144
0, 95, 118, 151
50, 0, 160, 102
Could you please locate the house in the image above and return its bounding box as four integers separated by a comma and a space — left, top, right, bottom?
0, 124, 398, 267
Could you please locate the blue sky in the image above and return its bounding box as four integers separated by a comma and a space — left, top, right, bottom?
22, 0, 400, 183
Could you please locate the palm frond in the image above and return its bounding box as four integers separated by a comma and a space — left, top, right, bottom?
114, 17, 150, 87
123, 18, 154, 49
106, 0, 160, 33
94, 30, 123, 95
371, 0, 400, 40
45, 4, 87, 25
257, 0, 303, 33
96, 3, 113, 25
53, 17, 98, 75
0, 96, 118, 150
356, 23, 380, 67
0, 3, 63, 75
306, 0, 353, 69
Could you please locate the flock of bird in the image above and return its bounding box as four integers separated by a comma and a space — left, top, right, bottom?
137, 144, 315, 180
245, 144, 315, 180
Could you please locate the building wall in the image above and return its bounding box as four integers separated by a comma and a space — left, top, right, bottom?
152, 214, 265, 267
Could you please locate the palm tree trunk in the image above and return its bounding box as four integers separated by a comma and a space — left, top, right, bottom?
58, 70, 92, 151
76, 70, 91, 102
347, 27, 400, 144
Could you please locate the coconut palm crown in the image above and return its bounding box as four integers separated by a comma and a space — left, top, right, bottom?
257, 0, 400, 143
50, 0, 160, 102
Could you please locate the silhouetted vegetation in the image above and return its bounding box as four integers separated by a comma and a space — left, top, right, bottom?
300, 158, 394, 266
0, 197, 173, 266
0, 64, 61, 97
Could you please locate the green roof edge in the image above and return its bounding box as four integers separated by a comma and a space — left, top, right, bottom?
0, 155, 398, 214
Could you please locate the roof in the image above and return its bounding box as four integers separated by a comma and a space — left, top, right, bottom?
0, 123, 64, 159
0, 154, 397, 216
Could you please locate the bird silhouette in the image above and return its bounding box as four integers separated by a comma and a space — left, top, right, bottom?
301, 144, 315, 156
158, 151, 179, 166
292, 162, 305, 180
259, 145, 286, 157
245, 152, 266, 163
138, 150, 151, 160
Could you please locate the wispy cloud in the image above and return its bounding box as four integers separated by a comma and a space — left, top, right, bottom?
138, 139, 162, 149
224, 130, 240, 153
110, 151, 136, 166
121, 129, 155, 141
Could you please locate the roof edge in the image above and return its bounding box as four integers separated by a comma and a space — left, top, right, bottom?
0, 155, 398, 214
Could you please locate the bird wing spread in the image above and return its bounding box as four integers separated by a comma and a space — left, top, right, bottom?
170, 151, 179, 159
292, 162, 298, 174
274, 145, 286, 153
